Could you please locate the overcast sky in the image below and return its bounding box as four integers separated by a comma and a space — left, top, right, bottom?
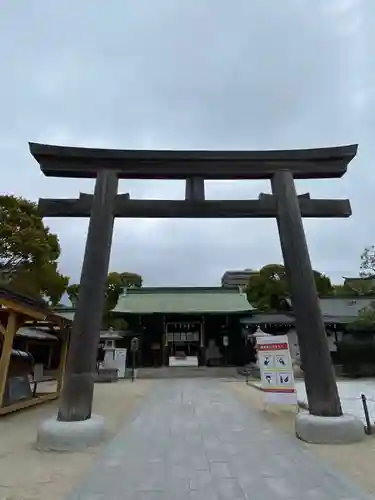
1, 0, 373, 288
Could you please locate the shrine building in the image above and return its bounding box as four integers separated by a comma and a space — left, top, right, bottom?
56, 287, 374, 369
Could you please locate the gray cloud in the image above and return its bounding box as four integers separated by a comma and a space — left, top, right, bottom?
0, 0, 373, 289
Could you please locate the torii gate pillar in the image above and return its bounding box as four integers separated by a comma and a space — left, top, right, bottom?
271, 170, 341, 416
59, 170, 118, 422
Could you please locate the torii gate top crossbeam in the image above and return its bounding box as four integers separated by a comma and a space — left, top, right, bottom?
29, 143, 357, 180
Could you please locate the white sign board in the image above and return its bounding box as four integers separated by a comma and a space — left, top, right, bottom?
257, 335, 297, 405
113, 348, 127, 378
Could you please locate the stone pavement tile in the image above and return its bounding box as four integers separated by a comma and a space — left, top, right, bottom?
209, 461, 234, 478
134, 493, 166, 500
188, 488, 219, 500
188, 469, 213, 490
66, 379, 375, 500
212, 478, 247, 500
203, 437, 230, 462
186, 454, 210, 471
168, 463, 192, 479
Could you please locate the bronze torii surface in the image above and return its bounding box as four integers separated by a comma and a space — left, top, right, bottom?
29, 142, 358, 423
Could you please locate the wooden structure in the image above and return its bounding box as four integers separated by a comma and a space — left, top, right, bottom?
0, 286, 71, 415
29, 142, 357, 420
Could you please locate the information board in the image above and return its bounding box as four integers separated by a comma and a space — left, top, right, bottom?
113, 348, 127, 378
257, 334, 297, 405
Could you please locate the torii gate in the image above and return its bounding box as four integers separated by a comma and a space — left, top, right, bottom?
29, 143, 359, 443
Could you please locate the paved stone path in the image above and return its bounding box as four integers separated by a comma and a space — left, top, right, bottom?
67, 379, 374, 500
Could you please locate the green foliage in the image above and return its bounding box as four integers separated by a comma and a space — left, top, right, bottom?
67, 270, 142, 326
347, 301, 375, 332
116, 271, 142, 289
334, 245, 375, 296
332, 284, 350, 296
332, 282, 374, 297
312, 270, 334, 295
67, 271, 142, 307
246, 264, 287, 310
336, 339, 375, 377
360, 245, 375, 278
109, 317, 129, 331
333, 284, 351, 296
105, 272, 126, 312
246, 263, 333, 310
10, 262, 69, 306
0, 195, 59, 272
0, 195, 69, 305
66, 283, 81, 306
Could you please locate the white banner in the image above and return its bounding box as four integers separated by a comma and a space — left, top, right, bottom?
257, 335, 297, 405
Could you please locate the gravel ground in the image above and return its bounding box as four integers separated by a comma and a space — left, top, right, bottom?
0, 379, 153, 500
226, 380, 375, 497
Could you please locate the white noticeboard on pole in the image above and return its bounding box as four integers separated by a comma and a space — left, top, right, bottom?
257, 334, 297, 405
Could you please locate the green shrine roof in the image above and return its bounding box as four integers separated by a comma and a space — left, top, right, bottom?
112, 287, 253, 314
54, 292, 375, 324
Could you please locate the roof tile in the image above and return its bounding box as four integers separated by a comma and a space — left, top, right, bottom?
112, 287, 253, 314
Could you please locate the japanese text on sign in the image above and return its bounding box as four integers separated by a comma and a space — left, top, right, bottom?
257, 334, 297, 405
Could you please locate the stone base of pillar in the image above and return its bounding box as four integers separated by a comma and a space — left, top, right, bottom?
36, 414, 107, 451
295, 412, 365, 444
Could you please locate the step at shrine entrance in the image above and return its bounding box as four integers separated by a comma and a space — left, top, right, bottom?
29, 142, 358, 422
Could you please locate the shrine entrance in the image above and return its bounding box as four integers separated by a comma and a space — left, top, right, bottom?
29, 142, 357, 421
166, 321, 201, 359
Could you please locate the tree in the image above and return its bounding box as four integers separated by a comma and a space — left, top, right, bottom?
332, 284, 354, 296
67, 270, 142, 325
10, 262, 69, 306
246, 264, 288, 310
246, 263, 333, 310
360, 245, 375, 277
66, 284, 81, 307
338, 299, 375, 377
347, 301, 375, 333
332, 245, 375, 297
333, 280, 375, 297
105, 272, 127, 312
0, 195, 69, 305
312, 270, 334, 296
117, 271, 142, 289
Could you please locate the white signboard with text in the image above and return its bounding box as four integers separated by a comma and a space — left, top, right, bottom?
113, 348, 127, 378
257, 335, 297, 405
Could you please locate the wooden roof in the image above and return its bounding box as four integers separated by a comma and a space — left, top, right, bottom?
0, 285, 72, 326
17, 327, 59, 341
